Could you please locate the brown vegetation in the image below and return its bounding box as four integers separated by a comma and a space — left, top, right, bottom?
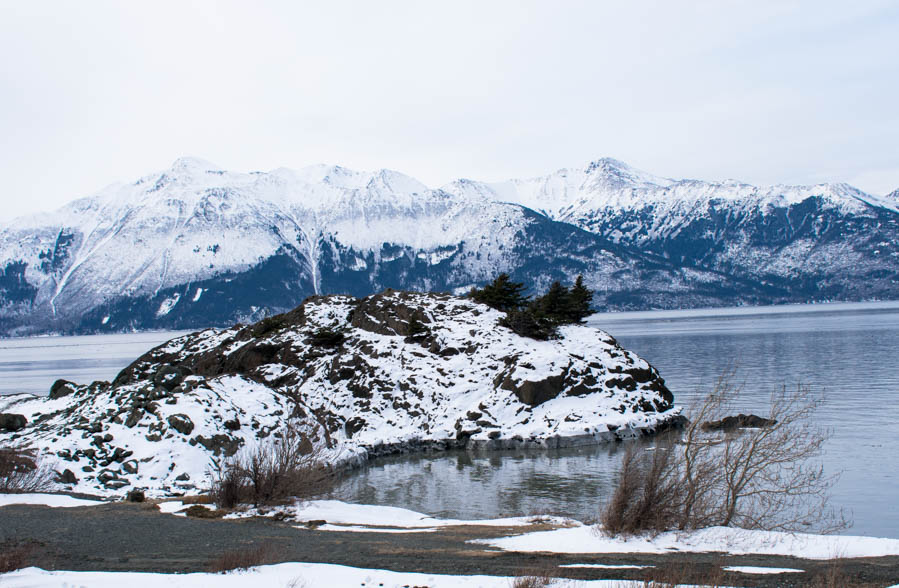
0, 445, 54, 493
0, 541, 36, 573
601, 372, 846, 536
205, 541, 281, 573
210, 421, 337, 508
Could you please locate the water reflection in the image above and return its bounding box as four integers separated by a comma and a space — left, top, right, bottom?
334, 301, 899, 538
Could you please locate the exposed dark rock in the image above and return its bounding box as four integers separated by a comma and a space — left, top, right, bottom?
223, 418, 241, 431
126, 489, 145, 502
166, 414, 194, 436
55, 469, 78, 484
0, 413, 27, 432
344, 416, 366, 438
350, 290, 434, 336
153, 365, 192, 391
702, 414, 777, 431
499, 373, 565, 406
49, 379, 77, 400
193, 434, 241, 457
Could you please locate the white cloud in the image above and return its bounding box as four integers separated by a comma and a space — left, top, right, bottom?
0, 0, 897, 220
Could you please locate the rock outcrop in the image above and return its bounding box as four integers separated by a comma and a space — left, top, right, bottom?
0, 290, 681, 497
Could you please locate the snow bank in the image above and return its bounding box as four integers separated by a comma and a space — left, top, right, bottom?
477, 524, 899, 560
227, 499, 570, 530
0, 493, 103, 508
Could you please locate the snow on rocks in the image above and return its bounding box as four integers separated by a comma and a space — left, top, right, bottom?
0, 290, 680, 497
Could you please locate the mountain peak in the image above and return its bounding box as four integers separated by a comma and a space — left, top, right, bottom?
169, 156, 223, 174
583, 157, 671, 189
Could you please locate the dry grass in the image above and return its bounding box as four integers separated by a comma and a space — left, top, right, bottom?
181, 494, 215, 505
184, 504, 225, 518
0, 445, 54, 493
641, 559, 726, 587
205, 541, 281, 573
509, 564, 556, 587
510, 576, 553, 588
807, 558, 878, 588
0, 541, 36, 573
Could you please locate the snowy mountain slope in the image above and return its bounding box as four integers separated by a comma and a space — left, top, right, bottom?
1, 157, 898, 336
448, 159, 899, 302
0, 158, 766, 336
0, 291, 681, 496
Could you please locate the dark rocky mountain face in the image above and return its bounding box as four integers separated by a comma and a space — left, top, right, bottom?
572, 198, 899, 302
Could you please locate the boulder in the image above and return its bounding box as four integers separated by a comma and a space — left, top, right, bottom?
153, 365, 192, 391
55, 469, 78, 484
167, 414, 194, 435
126, 489, 145, 502
702, 414, 777, 432
0, 413, 27, 432
49, 379, 77, 400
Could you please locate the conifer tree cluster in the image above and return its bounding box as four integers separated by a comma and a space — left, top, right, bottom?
468, 274, 594, 340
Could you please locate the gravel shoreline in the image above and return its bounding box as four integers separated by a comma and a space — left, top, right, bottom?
1, 502, 897, 587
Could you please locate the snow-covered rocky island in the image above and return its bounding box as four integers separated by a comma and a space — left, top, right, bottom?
0, 290, 680, 497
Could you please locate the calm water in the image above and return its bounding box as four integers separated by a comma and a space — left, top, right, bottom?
0, 331, 191, 396
332, 301, 899, 538
2, 303, 897, 537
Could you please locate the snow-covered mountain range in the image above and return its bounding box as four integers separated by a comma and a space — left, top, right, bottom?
1, 156, 898, 336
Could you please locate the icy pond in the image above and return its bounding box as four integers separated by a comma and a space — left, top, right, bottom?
2, 301, 898, 538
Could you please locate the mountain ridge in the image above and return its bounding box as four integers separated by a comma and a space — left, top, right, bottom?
1, 157, 898, 336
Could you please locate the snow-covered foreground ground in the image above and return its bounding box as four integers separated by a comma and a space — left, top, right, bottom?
5, 494, 899, 586
0, 564, 660, 588
7, 493, 899, 561
5, 564, 898, 588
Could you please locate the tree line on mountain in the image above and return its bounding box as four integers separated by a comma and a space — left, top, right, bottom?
468, 273, 594, 340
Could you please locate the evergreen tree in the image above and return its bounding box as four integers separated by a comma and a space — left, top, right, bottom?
565, 275, 594, 323
529, 281, 569, 323
469, 273, 529, 312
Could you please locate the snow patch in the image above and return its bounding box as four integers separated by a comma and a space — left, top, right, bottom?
721, 566, 804, 574
0, 493, 104, 508
477, 525, 899, 560
155, 293, 180, 317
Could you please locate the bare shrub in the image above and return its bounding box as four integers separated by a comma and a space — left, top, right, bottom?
210, 421, 337, 508
205, 541, 281, 573
0, 445, 54, 493
601, 372, 846, 536
509, 563, 557, 587
601, 440, 685, 535
509, 574, 553, 588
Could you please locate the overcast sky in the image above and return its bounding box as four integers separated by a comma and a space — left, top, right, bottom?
1, 1, 898, 220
